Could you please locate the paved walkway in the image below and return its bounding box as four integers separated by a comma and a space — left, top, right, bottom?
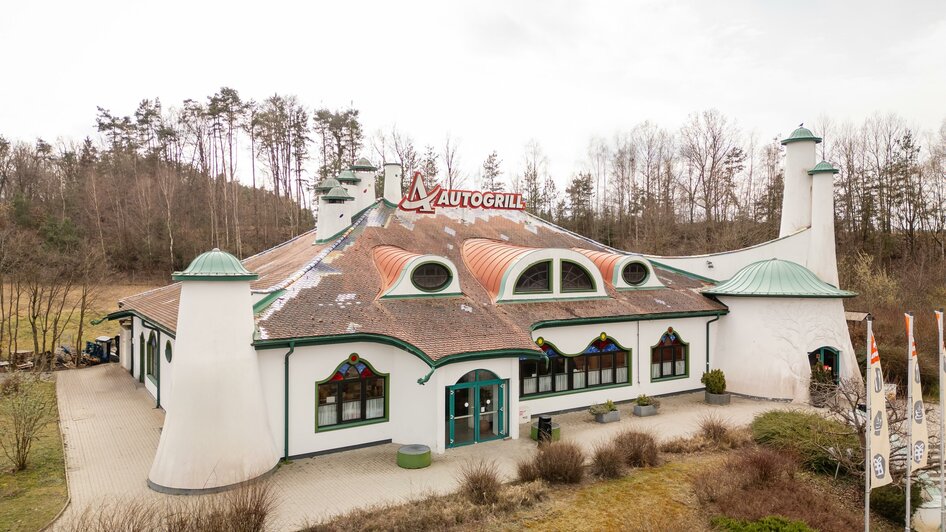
55, 364, 806, 531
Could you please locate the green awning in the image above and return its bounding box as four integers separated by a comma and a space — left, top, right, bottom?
701, 259, 855, 298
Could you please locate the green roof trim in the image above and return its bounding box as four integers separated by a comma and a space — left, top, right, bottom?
315, 177, 341, 192
351, 158, 377, 171
701, 259, 855, 298
780, 126, 822, 145
808, 161, 839, 175
172, 248, 259, 282
323, 186, 354, 201
337, 170, 361, 184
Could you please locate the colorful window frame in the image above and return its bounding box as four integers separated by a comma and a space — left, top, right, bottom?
315, 353, 389, 432
520, 333, 631, 399
651, 327, 688, 381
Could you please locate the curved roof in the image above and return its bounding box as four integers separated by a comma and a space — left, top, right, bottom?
701, 259, 855, 298
780, 126, 822, 145
337, 169, 361, 184
172, 248, 259, 282
461, 238, 535, 300
351, 158, 377, 171
373, 245, 421, 294
808, 161, 839, 175
323, 186, 354, 201
315, 177, 341, 192
572, 248, 624, 283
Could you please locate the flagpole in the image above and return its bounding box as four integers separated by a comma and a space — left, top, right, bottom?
938, 308, 945, 532
906, 311, 914, 532
865, 316, 873, 532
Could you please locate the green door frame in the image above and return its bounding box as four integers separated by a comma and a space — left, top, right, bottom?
447, 376, 507, 448
809, 346, 840, 384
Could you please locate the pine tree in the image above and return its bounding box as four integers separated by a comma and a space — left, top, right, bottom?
481, 151, 504, 192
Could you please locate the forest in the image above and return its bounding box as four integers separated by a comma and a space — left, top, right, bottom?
1, 87, 944, 370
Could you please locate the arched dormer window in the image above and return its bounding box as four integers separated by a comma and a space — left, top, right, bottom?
651, 327, 688, 380
316, 354, 389, 431
561, 261, 594, 292
514, 261, 551, 294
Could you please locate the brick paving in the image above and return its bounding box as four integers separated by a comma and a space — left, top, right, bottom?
54, 364, 805, 531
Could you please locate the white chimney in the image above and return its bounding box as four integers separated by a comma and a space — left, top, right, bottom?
778, 126, 820, 237
351, 158, 379, 216
315, 185, 354, 243
383, 163, 403, 206
806, 161, 840, 286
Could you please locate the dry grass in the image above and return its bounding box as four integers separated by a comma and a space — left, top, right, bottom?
590, 441, 625, 479
534, 441, 585, 484
662, 416, 753, 454
457, 459, 501, 505
613, 429, 660, 467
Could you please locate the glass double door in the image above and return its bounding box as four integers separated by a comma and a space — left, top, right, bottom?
447, 375, 506, 448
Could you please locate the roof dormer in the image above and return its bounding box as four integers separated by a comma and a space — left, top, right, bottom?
572, 248, 664, 290
373, 245, 462, 299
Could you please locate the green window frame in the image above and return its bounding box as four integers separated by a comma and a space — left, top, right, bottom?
560, 260, 596, 293
410, 261, 452, 292
651, 327, 689, 381
315, 354, 389, 432
165, 340, 173, 363
520, 334, 631, 399
138, 333, 145, 383
621, 261, 649, 286
146, 331, 158, 382
514, 260, 552, 294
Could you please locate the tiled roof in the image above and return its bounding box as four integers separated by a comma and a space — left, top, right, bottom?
114, 206, 726, 361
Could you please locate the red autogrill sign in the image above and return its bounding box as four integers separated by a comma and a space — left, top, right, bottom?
398, 171, 525, 214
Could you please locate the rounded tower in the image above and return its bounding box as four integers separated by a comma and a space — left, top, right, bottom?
807, 161, 841, 286
779, 126, 821, 237
148, 249, 279, 493
315, 185, 355, 243
383, 163, 403, 206
351, 158, 379, 216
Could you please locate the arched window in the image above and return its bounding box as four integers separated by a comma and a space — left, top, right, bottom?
651, 327, 688, 380
411, 262, 451, 292
316, 354, 388, 430
561, 261, 594, 292
622, 262, 648, 286
808, 346, 839, 384
138, 333, 145, 382
146, 332, 158, 380
514, 261, 551, 294
165, 340, 173, 363
520, 334, 630, 397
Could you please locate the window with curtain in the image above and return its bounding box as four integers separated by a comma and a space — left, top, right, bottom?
317, 354, 388, 429
520, 335, 629, 397
651, 327, 688, 380
146, 332, 158, 379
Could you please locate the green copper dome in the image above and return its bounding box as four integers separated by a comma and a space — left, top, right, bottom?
351, 158, 377, 171
780, 126, 823, 145
807, 161, 839, 175
701, 259, 855, 298
337, 170, 361, 184
323, 186, 354, 201
315, 177, 341, 193
172, 248, 259, 282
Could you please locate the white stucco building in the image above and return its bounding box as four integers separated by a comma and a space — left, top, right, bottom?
107, 126, 858, 493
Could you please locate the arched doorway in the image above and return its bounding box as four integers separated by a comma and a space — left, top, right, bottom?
446, 370, 507, 448
808, 346, 840, 384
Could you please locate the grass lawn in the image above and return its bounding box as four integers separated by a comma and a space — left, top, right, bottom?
0, 377, 67, 532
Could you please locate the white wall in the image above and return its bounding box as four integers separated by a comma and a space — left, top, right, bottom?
522, 316, 715, 417
713, 297, 857, 401
644, 229, 810, 282
127, 316, 176, 411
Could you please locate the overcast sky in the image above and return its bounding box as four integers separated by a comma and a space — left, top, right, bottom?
2, 0, 945, 186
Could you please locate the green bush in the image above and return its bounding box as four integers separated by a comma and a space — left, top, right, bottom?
711, 515, 814, 532
635, 394, 659, 407
702, 369, 727, 394
870, 483, 922, 525
750, 410, 859, 475
588, 399, 617, 416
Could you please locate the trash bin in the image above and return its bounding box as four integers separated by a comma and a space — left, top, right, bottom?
538, 415, 553, 444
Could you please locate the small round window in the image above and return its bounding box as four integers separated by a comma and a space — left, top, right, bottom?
165, 340, 173, 363
411, 262, 451, 292
622, 262, 648, 286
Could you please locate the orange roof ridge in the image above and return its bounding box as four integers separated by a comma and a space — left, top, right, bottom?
573, 248, 625, 285
373, 245, 422, 295
461, 238, 536, 301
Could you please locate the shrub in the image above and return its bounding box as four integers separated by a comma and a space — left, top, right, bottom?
702, 369, 727, 394
1, 372, 24, 396
516, 458, 539, 482
590, 442, 625, 479
588, 399, 617, 416
613, 430, 660, 467
698, 413, 730, 445
870, 482, 922, 525
710, 515, 814, 532
0, 374, 55, 471
735, 448, 796, 487
534, 441, 584, 484
457, 459, 501, 505
750, 410, 859, 475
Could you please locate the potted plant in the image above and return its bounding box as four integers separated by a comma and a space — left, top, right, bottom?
809, 363, 834, 407
633, 394, 659, 417
589, 399, 620, 423
701, 369, 731, 405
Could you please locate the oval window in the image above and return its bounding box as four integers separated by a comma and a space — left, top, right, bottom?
622, 262, 648, 285
165, 340, 173, 363
411, 262, 451, 292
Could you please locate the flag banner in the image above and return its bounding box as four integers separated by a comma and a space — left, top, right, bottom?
867, 323, 892, 488
906, 313, 929, 468
938, 310, 946, 443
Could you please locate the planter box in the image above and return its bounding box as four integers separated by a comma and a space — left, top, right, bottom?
594, 410, 621, 423
633, 404, 658, 417
530, 422, 561, 442
705, 391, 731, 405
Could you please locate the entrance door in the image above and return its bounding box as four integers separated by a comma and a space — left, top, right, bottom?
808, 346, 840, 383
447, 370, 507, 448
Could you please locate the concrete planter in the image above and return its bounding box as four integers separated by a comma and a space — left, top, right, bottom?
529, 422, 561, 442
594, 410, 621, 424
633, 404, 658, 417
705, 391, 731, 405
